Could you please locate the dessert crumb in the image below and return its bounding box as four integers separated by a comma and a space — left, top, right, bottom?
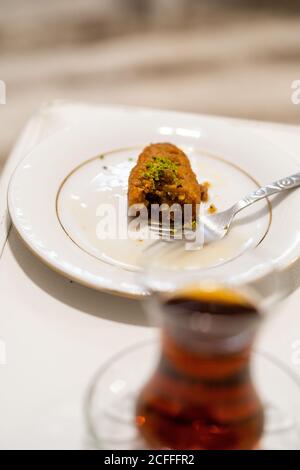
208, 203, 217, 214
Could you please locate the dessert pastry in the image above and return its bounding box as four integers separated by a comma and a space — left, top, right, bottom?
128, 143, 208, 219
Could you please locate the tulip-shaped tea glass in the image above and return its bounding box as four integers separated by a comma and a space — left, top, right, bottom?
86, 253, 300, 450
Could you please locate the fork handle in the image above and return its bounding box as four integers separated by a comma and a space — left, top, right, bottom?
233, 172, 300, 214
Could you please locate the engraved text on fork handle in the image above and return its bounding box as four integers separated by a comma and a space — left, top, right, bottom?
233, 172, 300, 214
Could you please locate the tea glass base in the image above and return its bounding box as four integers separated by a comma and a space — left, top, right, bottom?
85, 340, 300, 450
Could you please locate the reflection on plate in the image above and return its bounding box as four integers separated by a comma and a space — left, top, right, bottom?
8, 106, 300, 297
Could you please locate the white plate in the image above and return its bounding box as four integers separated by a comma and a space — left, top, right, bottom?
8, 106, 300, 297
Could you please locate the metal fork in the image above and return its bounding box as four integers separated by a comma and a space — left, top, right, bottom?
149, 172, 300, 244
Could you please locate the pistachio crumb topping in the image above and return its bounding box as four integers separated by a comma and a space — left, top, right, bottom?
142, 156, 180, 184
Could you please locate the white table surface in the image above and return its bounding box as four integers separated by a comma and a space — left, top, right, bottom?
1, 103, 300, 450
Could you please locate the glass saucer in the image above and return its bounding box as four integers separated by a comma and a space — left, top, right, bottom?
85, 339, 300, 450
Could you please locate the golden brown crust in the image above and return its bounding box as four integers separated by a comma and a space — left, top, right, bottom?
128, 143, 206, 217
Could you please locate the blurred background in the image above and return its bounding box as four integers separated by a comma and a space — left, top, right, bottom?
1, 0, 300, 169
